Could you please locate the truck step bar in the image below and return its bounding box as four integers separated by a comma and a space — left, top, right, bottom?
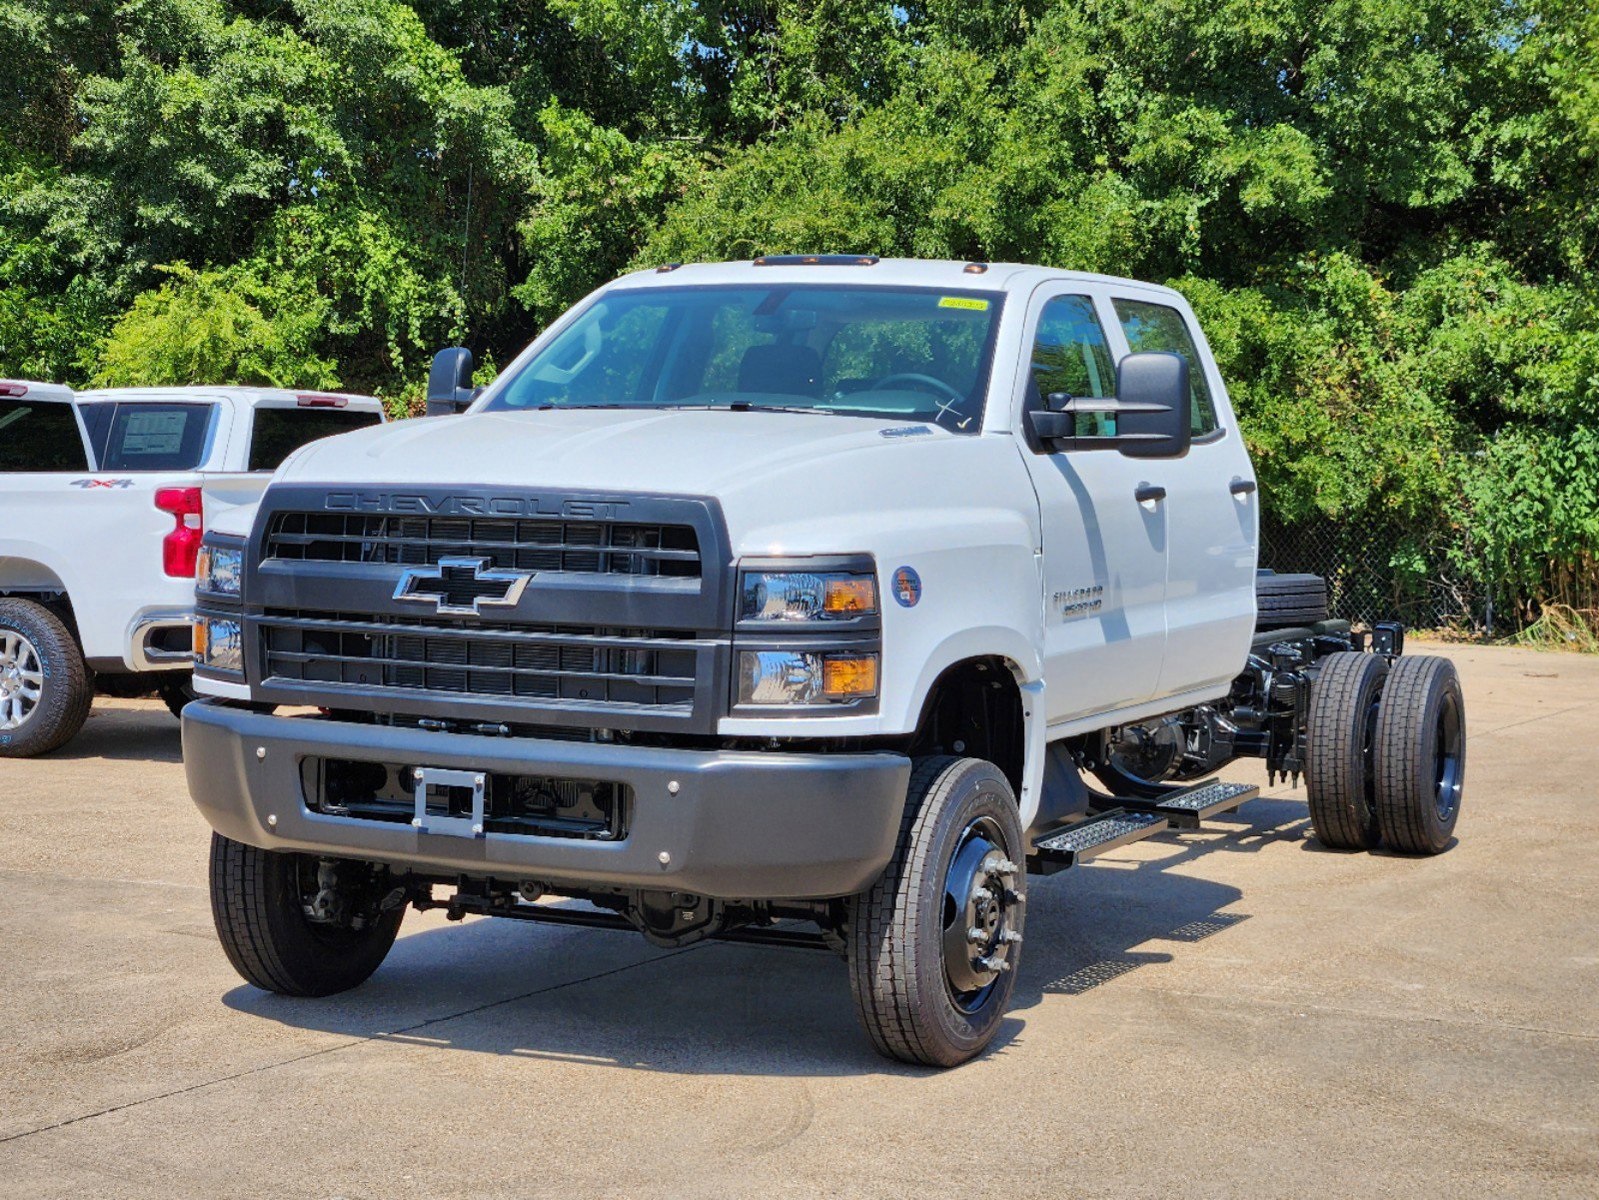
1107, 779, 1259, 830
1029, 778, 1261, 874
1031, 810, 1169, 874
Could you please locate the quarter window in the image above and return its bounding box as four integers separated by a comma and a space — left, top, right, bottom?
1112, 299, 1218, 436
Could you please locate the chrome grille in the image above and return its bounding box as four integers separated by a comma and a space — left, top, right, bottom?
264, 512, 701, 578
260, 610, 699, 711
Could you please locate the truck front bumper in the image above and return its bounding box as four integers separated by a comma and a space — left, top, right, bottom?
183, 700, 911, 901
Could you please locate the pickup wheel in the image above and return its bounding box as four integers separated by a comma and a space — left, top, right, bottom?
1374, 656, 1465, 855
846, 756, 1025, 1068
0, 598, 93, 758
1305, 652, 1387, 850
156, 673, 198, 719
209, 834, 405, 997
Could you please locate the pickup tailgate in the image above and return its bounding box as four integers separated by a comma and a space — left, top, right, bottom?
0, 469, 207, 668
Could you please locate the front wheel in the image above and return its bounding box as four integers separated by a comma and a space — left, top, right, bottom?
156, 672, 198, 719
209, 834, 405, 996
847, 757, 1025, 1067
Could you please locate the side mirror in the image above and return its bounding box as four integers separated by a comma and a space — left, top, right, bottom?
1026, 351, 1192, 459
426, 347, 480, 416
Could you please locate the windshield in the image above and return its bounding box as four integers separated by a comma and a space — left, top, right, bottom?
486, 285, 1004, 432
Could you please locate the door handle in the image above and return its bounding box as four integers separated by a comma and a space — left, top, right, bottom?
1135, 484, 1166, 503
1229, 478, 1257, 496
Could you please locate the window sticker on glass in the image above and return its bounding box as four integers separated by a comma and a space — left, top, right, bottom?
120, 411, 188, 456
937, 296, 990, 311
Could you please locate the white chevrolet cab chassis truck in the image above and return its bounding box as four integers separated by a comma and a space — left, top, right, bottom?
0, 382, 383, 756
185, 258, 1466, 1066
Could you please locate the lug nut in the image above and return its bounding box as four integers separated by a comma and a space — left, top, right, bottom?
1000, 930, 1023, 945
966, 926, 988, 945
993, 858, 1020, 875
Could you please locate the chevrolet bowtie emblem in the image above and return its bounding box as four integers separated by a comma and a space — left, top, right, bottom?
393, 557, 532, 615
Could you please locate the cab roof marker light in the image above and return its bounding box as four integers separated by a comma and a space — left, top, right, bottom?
963, 262, 990, 274
752, 254, 881, 267
656, 262, 683, 273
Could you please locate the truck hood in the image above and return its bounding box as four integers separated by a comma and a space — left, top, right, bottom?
274, 408, 1030, 554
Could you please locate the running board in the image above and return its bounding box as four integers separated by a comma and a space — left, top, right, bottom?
1104, 779, 1259, 830
1031, 810, 1168, 874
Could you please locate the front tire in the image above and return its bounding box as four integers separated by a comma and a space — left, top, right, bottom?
847, 757, 1025, 1067
209, 834, 405, 996
156, 673, 198, 719
1374, 656, 1465, 855
0, 598, 93, 758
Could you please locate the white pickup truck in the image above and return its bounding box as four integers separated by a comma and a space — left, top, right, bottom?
0, 383, 383, 756
184, 258, 1466, 1066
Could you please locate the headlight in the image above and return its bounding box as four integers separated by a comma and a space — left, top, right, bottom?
194, 615, 244, 675
738, 650, 879, 706
740, 571, 877, 622
196, 540, 244, 597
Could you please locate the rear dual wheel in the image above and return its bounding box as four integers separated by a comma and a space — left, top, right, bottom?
1374, 656, 1465, 855
1307, 652, 1464, 856
847, 757, 1025, 1067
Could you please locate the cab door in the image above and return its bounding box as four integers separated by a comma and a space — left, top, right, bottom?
1107, 289, 1258, 698
1017, 286, 1169, 725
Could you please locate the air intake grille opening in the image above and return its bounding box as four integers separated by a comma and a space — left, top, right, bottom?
261, 610, 698, 710
264, 512, 701, 578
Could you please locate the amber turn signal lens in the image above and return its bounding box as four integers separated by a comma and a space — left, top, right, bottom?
192, 619, 207, 660
823, 577, 877, 615
822, 654, 878, 698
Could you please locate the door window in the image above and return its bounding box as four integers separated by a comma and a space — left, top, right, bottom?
1029, 295, 1116, 438
1112, 299, 1218, 435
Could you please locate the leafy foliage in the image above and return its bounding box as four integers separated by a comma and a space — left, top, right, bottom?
2, 0, 1597, 625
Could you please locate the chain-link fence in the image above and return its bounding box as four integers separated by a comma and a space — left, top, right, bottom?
1259, 517, 1473, 632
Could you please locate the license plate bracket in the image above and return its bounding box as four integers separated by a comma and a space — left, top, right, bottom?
412, 766, 486, 839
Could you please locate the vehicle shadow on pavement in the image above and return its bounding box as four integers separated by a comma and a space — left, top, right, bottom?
48, 705, 183, 763
218, 798, 1306, 1076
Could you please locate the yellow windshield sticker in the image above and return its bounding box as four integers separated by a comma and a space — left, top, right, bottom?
938, 296, 990, 311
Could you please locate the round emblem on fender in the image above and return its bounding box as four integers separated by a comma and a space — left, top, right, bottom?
892, 566, 922, 608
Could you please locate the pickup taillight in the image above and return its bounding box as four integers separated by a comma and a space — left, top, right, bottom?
155, 487, 204, 578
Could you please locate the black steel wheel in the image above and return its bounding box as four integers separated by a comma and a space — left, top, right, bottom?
1373, 655, 1466, 855
1305, 651, 1388, 850
0, 598, 93, 758
847, 756, 1025, 1067
209, 834, 405, 996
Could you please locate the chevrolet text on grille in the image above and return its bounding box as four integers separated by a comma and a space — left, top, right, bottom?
322, 492, 631, 519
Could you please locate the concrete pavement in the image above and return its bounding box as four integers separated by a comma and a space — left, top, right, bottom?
0, 643, 1595, 1197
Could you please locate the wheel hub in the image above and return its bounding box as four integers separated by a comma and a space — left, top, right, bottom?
942, 821, 1024, 1006
0, 631, 43, 731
